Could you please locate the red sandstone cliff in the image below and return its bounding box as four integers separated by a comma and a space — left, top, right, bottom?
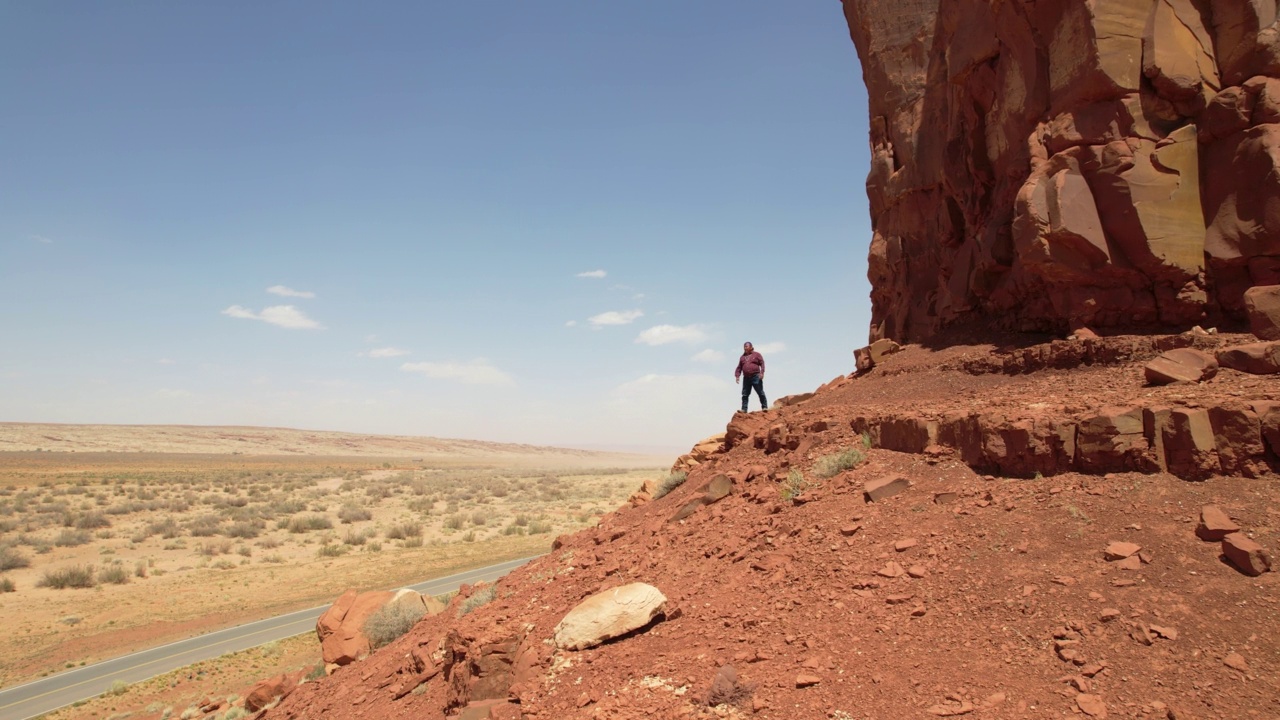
842, 0, 1280, 342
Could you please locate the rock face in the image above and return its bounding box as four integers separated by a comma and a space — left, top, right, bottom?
842, 1, 1280, 342
553, 583, 667, 650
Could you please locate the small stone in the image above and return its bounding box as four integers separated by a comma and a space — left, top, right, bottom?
795, 674, 821, 688
1222, 534, 1271, 576
1076, 693, 1108, 718
877, 562, 905, 578
1195, 505, 1240, 541
864, 474, 910, 502
1104, 542, 1141, 561
1149, 625, 1178, 641
933, 492, 958, 505
839, 524, 861, 537
894, 538, 918, 552
885, 593, 914, 605
1223, 652, 1248, 672
910, 605, 927, 617
1099, 608, 1121, 623
907, 565, 927, 578
1115, 555, 1142, 571
1080, 662, 1107, 678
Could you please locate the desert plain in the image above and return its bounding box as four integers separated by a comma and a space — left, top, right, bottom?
0, 423, 668, 701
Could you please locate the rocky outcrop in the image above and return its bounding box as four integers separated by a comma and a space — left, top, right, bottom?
842, 1, 1280, 342
316, 588, 444, 667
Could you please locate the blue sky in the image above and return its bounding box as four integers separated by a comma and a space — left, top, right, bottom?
0, 2, 872, 452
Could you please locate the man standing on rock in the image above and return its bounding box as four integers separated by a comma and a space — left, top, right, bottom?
735, 341, 767, 413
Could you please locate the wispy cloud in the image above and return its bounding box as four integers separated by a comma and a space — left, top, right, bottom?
157, 358, 176, 366
222, 304, 324, 329
400, 359, 514, 386
588, 310, 644, 327
576, 269, 607, 279
361, 347, 411, 358
636, 324, 708, 346
266, 285, 316, 299
691, 349, 725, 364
565, 320, 579, 327
32, 234, 54, 244
753, 341, 787, 354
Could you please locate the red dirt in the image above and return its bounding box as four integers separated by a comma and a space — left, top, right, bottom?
245, 338, 1279, 718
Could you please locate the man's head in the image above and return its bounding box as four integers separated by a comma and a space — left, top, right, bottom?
743, 342, 753, 354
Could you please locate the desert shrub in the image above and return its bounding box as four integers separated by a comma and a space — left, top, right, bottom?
224, 521, 261, 539
304, 664, 326, 681
813, 447, 866, 479
54, 529, 91, 547
197, 539, 233, 556
385, 522, 421, 540
526, 519, 553, 535
211, 558, 237, 569
780, 469, 810, 501
342, 528, 370, 546
651, 472, 688, 500
186, 514, 224, 537
316, 543, 347, 558
461, 531, 476, 542
513, 514, 530, 527
337, 505, 372, 524
221, 707, 248, 720
363, 600, 426, 649
257, 537, 282, 549
458, 585, 496, 616
442, 514, 465, 531
402, 536, 424, 548
108, 679, 129, 696
135, 560, 148, 578
261, 554, 285, 564
0, 577, 14, 592
236, 544, 252, 557
366, 541, 382, 552
0, 545, 30, 571
269, 499, 307, 516
469, 510, 488, 526
98, 564, 129, 585
74, 512, 111, 529
38, 564, 97, 589
150, 517, 182, 539
283, 515, 332, 533
501, 524, 525, 536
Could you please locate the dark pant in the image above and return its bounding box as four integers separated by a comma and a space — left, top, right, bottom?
741, 374, 766, 412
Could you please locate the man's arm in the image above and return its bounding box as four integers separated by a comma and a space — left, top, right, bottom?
734, 356, 743, 381
758, 353, 765, 376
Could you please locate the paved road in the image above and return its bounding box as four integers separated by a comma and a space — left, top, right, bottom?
0, 556, 537, 720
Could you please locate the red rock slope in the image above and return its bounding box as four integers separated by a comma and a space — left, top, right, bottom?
259, 337, 1277, 720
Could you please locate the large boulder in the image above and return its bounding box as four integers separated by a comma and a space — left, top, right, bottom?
316, 588, 442, 666
244, 671, 303, 712
1217, 341, 1280, 374
1144, 348, 1219, 385
553, 583, 667, 650
1244, 285, 1280, 340
841, 0, 1280, 342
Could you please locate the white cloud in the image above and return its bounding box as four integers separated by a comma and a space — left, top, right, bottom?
691, 349, 725, 364
361, 347, 410, 358
221, 304, 324, 329
588, 310, 644, 327
32, 234, 53, 244
576, 269, 607, 279
266, 285, 316, 299
635, 324, 708, 346
157, 358, 176, 365
565, 320, 578, 327
752, 342, 787, 354
400, 359, 514, 386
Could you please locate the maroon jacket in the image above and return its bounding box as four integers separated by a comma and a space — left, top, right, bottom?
735, 351, 765, 379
